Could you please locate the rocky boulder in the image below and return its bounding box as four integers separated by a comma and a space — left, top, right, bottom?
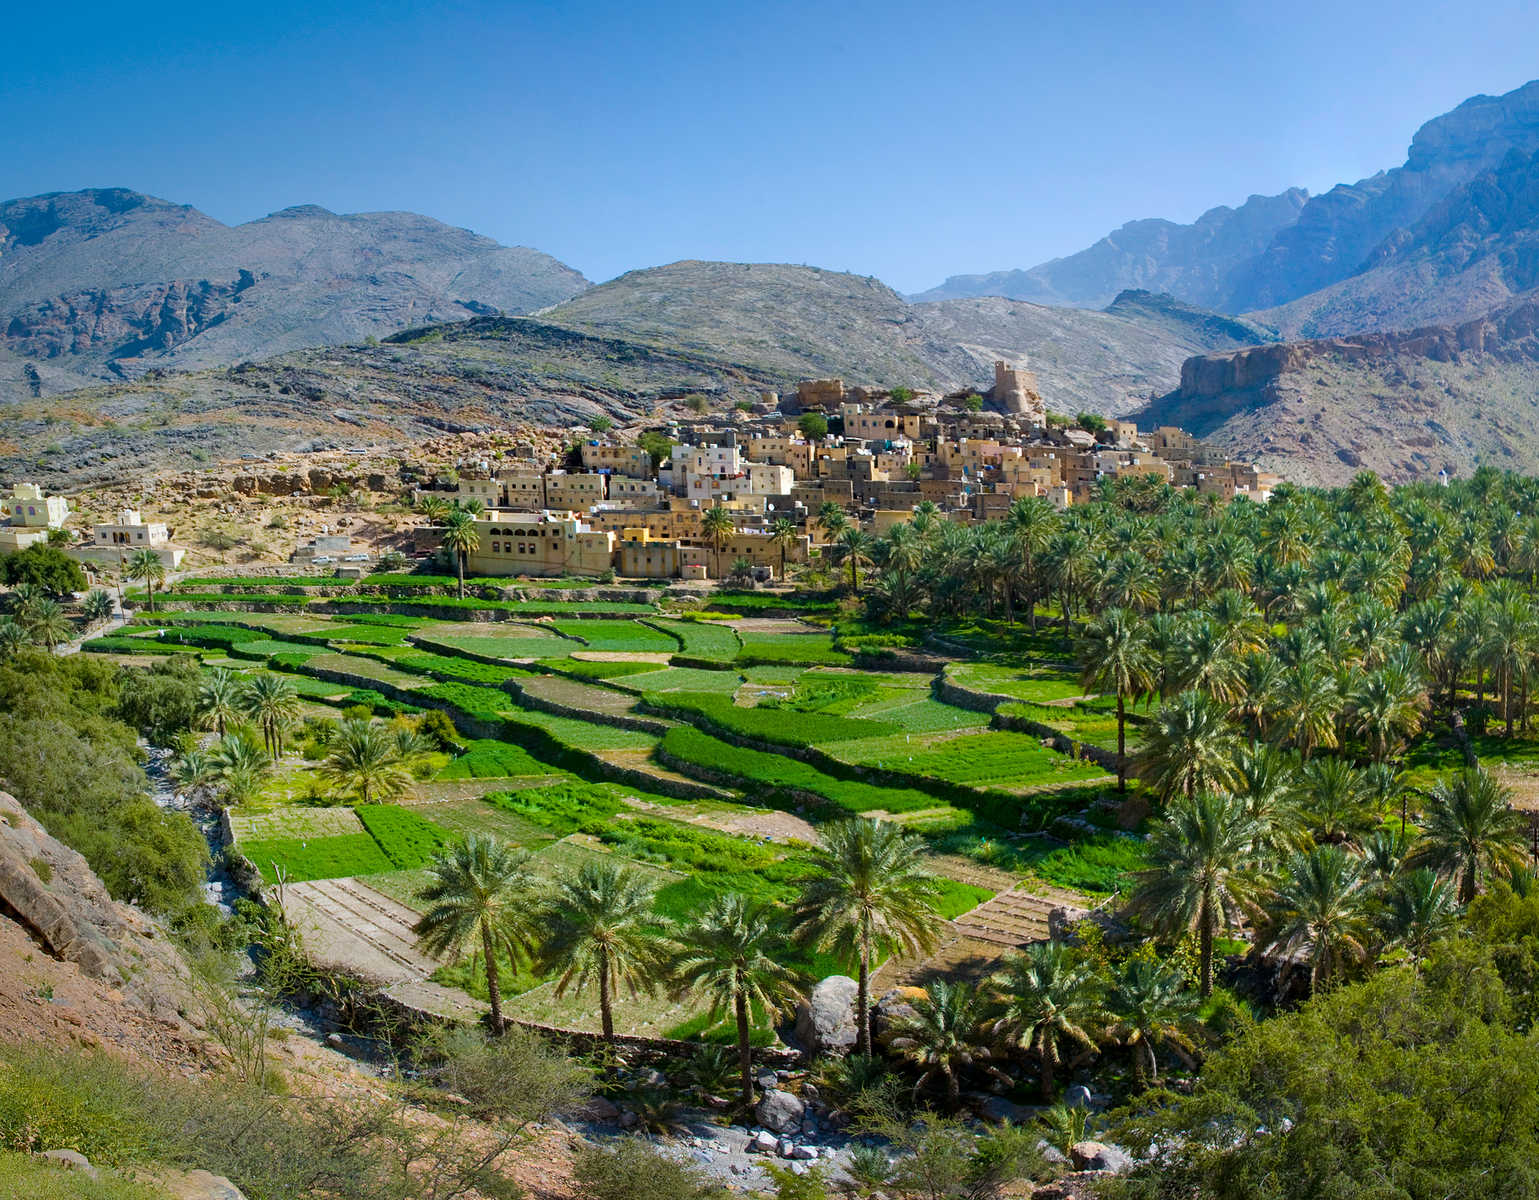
1069, 1141, 1134, 1174
756, 1089, 806, 1135
794, 975, 859, 1057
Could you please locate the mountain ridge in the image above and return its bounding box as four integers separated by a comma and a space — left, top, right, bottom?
0, 188, 591, 387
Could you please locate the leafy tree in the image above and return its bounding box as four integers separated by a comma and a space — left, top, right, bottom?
114, 654, 201, 745
672, 892, 803, 1107
541, 859, 672, 1045
1127, 792, 1265, 996
0, 543, 87, 595
989, 940, 1105, 1100
798, 412, 829, 441
793, 818, 943, 1056
414, 835, 540, 1032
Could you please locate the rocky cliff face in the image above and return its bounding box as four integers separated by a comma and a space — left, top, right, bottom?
0, 788, 204, 1060
912, 189, 1308, 309
1224, 80, 1539, 314
1136, 294, 1539, 485
0, 189, 590, 388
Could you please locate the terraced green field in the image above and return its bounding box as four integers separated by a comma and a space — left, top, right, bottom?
120, 584, 1130, 1037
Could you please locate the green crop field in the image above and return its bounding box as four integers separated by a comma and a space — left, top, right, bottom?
828, 729, 1107, 792
354, 805, 454, 869
239, 833, 394, 884
649, 618, 741, 661
551, 619, 677, 653
438, 739, 559, 779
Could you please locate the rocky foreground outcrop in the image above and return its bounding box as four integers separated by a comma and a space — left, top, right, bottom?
0, 789, 203, 1056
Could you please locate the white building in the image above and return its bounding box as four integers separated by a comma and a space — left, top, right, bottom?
0, 483, 70, 551
70, 510, 185, 569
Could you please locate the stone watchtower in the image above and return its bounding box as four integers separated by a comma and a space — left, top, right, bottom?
990, 360, 1045, 421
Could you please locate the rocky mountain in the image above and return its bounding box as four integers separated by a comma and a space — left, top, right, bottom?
0, 269, 1278, 487
0, 189, 589, 388
1228, 81, 1539, 315
544, 261, 1274, 416
1131, 293, 1539, 486
911, 190, 1308, 309
1254, 146, 1539, 337
916, 79, 1539, 337
911, 290, 1275, 415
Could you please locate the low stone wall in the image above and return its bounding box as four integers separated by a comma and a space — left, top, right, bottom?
504, 679, 674, 736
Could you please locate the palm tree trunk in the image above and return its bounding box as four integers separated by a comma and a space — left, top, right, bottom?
736, 989, 754, 1109
456, 553, 466, 600
947, 1067, 960, 1108
1116, 692, 1127, 792
481, 924, 504, 1033
147, 579, 156, 613
599, 948, 615, 1044
1199, 905, 1214, 998
1039, 1039, 1058, 1101
856, 937, 871, 1057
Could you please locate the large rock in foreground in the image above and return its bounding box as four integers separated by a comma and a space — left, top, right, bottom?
793, 975, 859, 1057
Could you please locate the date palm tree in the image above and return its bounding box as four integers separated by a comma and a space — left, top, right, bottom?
792, 818, 943, 1056
414, 835, 539, 1033
1271, 660, 1341, 761
25, 598, 72, 651
769, 516, 799, 581
196, 668, 244, 738
81, 588, 114, 625
211, 732, 271, 806
541, 859, 672, 1045
240, 673, 301, 760
1135, 690, 1242, 804
672, 893, 803, 1107
1107, 958, 1199, 1091
831, 526, 875, 594
125, 548, 166, 613
989, 941, 1104, 1100
1078, 607, 1155, 791
816, 501, 847, 541
0, 618, 30, 659
1296, 758, 1375, 847
888, 979, 1004, 1108
1378, 868, 1458, 962
441, 508, 479, 599
1406, 766, 1528, 903
1005, 494, 1056, 628
322, 716, 414, 803
1265, 845, 1371, 994
700, 505, 736, 581
1349, 660, 1427, 763
1126, 792, 1265, 996
170, 748, 219, 805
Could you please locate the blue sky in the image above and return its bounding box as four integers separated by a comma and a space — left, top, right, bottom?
4, 0, 1536, 292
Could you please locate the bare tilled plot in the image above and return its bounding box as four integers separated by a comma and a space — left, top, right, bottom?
520, 675, 647, 716
279, 877, 480, 1017
951, 884, 1091, 948
872, 934, 1012, 991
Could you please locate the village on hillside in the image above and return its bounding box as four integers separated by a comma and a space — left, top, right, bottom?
0, 360, 1276, 589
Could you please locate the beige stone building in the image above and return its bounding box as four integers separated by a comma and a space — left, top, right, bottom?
0, 483, 69, 552
465, 511, 616, 577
